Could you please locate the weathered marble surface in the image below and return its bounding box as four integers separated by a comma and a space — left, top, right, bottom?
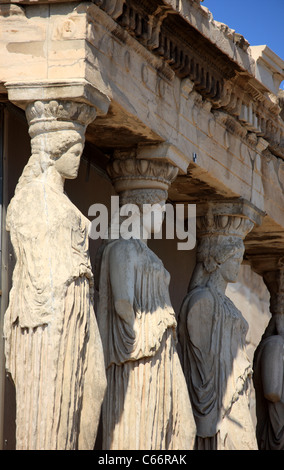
1, 0, 284, 452
253, 331, 284, 450
253, 264, 284, 450
96, 156, 196, 450
178, 206, 259, 450
4, 100, 106, 450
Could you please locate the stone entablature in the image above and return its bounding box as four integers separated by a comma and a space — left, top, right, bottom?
90, 0, 284, 158
1, 1, 283, 156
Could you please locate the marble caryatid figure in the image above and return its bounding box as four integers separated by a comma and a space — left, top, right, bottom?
253, 263, 284, 450
96, 154, 196, 450
4, 100, 106, 450
178, 204, 258, 450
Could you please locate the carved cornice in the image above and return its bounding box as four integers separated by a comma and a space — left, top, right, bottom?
102, 0, 228, 103
215, 77, 284, 157
93, 0, 284, 158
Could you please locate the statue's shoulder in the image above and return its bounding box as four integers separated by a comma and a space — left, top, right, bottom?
108, 238, 140, 264
108, 237, 138, 251
9, 180, 54, 211
185, 286, 215, 316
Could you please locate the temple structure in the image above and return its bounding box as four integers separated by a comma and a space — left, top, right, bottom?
0, 0, 284, 450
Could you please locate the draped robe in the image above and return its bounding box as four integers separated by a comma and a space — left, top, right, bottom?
178, 285, 257, 450
4, 179, 106, 450
253, 334, 284, 450
97, 238, 196, 450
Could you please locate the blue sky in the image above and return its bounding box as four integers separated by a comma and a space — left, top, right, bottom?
201, 1, 284, 60
201, 1, 284, 89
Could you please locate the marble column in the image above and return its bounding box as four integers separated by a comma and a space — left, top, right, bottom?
4, 97, 107, 449
95, 149, 196, 450
253, 256, 284, 450
178, 198, 263, 450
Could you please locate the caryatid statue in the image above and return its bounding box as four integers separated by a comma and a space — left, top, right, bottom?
95, 152, 196, 450
4, 99, 106, 450
253, 258, 284, 450
178, 200, 260, 450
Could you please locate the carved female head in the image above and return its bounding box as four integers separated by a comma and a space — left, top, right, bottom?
31, 129, 85, 179
15, 100, 96, 193
192, 235, 245, 287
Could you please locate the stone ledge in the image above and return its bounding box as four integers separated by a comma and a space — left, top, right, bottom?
5, 79, 110, 114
